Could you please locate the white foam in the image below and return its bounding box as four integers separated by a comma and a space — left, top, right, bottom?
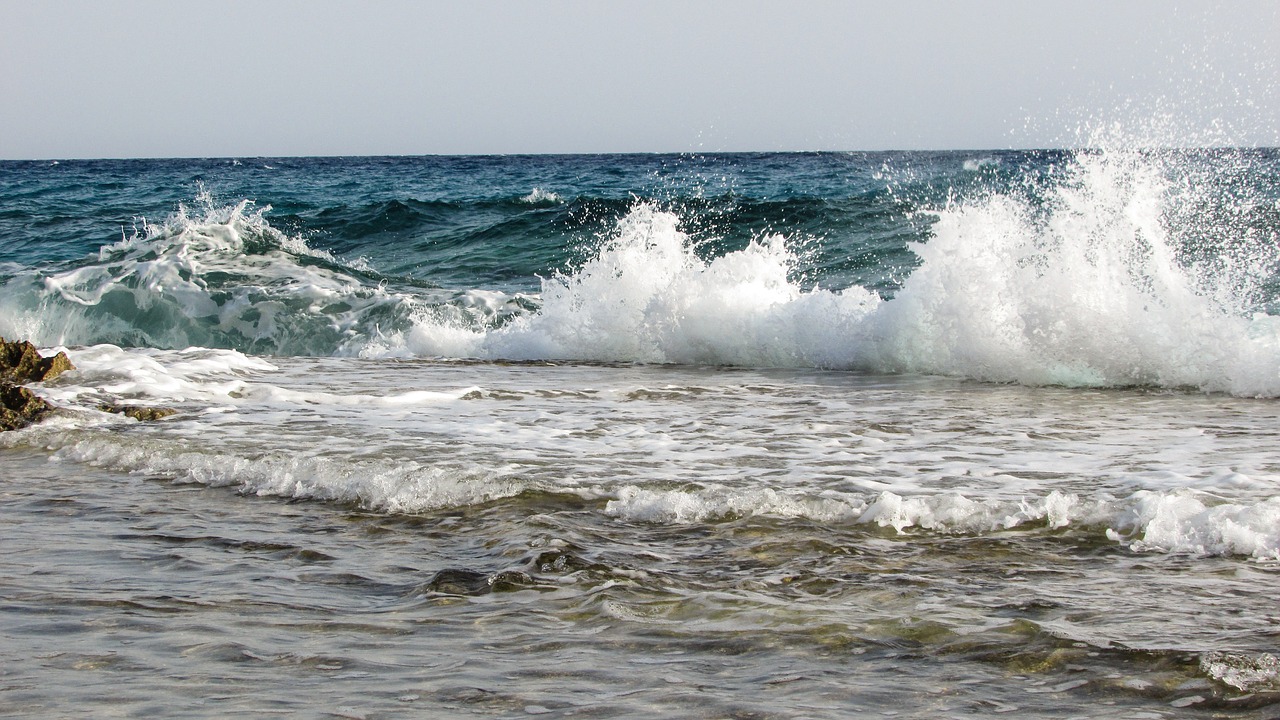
606, 485, 865, 524
855, 489, 1090, 533
34, 344, 276, 407
44, 434, 525, 514
37, 343, 490, 416
1200, 651, 1280, 692
606, 485, 1280, 559
605, 486, 1095, 531
243, 383, 482, 408
1, 192, 420, 355
9, 345, 524, 513
1108, 490, 1280, 558
519, 187, 561, 204
401, 147, 1280, 397
869, 148, 1280, 396
11, 344, 1279, 560
962, 157, 1001, 171
406, 203, 881, 366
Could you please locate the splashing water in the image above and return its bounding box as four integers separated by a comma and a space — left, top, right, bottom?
1, 192, 429, 354
403, 203, 881, 366
403, 146, 1279, 395
870, 146, 1280, 394
2, 148, 1276, 394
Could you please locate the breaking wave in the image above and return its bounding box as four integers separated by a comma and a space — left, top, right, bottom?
2, 147, 1277, 395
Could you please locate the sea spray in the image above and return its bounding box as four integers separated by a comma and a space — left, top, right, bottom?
1, 151, 1275, 394
401, 147, 1279, 394
475, 203, 882, 366
870, 146, 1280, 394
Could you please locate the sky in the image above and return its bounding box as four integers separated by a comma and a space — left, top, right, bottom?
1, 0, 1277, 159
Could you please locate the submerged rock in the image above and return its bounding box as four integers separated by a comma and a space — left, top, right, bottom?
420, 568, 536, 596
99, 404, 178, 422
0, 337, 75, 431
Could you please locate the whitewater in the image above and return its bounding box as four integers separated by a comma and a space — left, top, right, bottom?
1, 145, 1278, 718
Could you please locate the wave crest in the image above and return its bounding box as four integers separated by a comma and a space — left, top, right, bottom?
872, 148, 1280, 394
3, 148, 1276, 396
0, 192, 424, 355
404, 148, 1279, 395
605, 485, 1280, 559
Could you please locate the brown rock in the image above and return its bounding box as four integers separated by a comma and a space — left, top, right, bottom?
0, 337, 75, 431
41, 351, 75, 380
0, 336, 75, 383
99, 404, 178, 422
0, 383, 57, 431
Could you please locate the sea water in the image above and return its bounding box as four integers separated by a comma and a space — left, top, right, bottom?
1, 146, 1278, 718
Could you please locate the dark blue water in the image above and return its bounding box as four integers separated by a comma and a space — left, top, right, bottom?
0, 153, 938, 289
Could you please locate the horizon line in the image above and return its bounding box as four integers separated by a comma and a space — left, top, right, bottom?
4, 145, 1277, 163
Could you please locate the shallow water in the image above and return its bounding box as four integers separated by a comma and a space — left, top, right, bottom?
3, 353, 1279, 718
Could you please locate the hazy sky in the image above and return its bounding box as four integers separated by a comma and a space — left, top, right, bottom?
2, 0, 1276, 158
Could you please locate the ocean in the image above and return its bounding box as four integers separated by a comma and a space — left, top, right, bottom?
1, 147, 1278, 718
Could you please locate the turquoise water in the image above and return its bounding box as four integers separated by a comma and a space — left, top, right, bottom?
2, 150, 1280, 717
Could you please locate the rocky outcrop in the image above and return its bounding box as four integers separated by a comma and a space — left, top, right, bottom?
0, 337, 74, 384
0, 337, 74, 431
0, 383, 58, 431
3, 337, 179, 431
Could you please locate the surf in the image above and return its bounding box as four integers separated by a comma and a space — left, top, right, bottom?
402, 146, 1279, 395
2, 147, 1276, 396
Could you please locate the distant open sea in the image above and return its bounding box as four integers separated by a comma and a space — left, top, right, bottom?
2, 148, 1279, 718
